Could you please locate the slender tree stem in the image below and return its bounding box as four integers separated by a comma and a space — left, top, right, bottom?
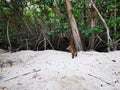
90, 0, 112, 51
7, 20, 12, 52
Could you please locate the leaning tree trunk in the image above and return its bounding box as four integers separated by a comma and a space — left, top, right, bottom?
89, 0, 96, 50
65, 0, 83, 51
90, 0, 112, 52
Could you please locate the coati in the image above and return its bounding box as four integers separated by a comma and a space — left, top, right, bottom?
67, 34, 77, 58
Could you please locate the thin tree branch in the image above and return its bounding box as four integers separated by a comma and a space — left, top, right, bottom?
88, 74, 112, 85
6, 20, 12, 52
50, 6, 63, 16
4, 69, 41, 82
90, 0, 112, 52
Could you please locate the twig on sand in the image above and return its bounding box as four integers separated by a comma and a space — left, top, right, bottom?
88, 74, 111, 85
4, 69, 41, 82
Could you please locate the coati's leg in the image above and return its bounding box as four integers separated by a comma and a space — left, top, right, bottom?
72, 53, 74, 59
72, 50, 77, 59
75, 52, 77, 57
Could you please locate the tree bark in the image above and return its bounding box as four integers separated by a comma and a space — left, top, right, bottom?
90, 0, 112, 51
113, 0, 117, 50
7, 20, 12, 52
50, 6, 63, 16
83, 0, 87, 28
65, 0, 83, 51
89, 0, 96, 50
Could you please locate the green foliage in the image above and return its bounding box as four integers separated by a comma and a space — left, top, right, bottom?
0, 0, 120, 51
81, 26, 104, 36
114, 32, 120, 39
25, 11, 34, 22
107, 19, 116, 26
116, 17, 120, 26
45, 30, 53, 36
106, 16, 120, 26
45, 0, 53, 3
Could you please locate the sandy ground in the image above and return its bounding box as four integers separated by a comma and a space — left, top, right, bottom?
0, 50, 120, 90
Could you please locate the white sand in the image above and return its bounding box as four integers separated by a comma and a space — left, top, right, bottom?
0, 50, 120, 90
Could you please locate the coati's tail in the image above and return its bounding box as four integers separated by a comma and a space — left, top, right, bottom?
67, 34, 77, 58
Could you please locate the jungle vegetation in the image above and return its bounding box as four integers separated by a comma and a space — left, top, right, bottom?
0, 0, 120, 52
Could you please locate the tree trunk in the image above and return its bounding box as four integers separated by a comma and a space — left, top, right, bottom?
65, 0, 83, 51
89, 0, 96, 50
7, 20, 12, 52
113, 0, 117, 50
83, 0, 87, 29
90, 0, 112, 52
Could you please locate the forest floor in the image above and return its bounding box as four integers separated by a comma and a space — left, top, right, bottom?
0, 50, 120, 90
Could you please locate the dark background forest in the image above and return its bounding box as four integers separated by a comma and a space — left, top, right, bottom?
0, 0, 120, 52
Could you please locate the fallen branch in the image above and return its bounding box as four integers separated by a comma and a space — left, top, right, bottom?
4, 69, 41, 82
88, 74, 111, 85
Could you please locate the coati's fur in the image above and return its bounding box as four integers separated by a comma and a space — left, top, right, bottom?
67, 34, 77, 58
